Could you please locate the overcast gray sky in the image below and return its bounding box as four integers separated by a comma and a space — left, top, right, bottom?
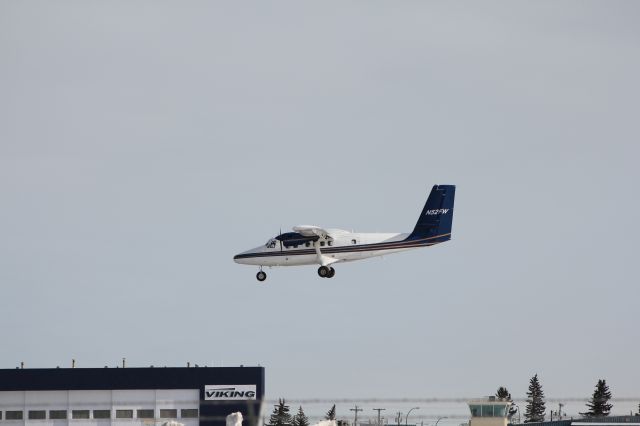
1, 0, 639, 416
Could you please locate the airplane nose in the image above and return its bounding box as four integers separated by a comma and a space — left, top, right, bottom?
233, 250, 252, 264
233, 246, 262, 265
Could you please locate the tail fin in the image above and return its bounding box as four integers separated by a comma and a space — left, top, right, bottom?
408, 185, 455, 240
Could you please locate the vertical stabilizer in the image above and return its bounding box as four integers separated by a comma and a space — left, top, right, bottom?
408, 185, 455, 240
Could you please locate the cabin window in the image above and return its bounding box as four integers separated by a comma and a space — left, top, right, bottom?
327, 240, 333, 246
320, 241, 325, 247
293, 244, 298, 248
351, 239, 357, 244
305, 242, 310, 247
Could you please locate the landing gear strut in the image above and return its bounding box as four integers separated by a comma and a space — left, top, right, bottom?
318, 266, 336, 278
256, 270, 267, 282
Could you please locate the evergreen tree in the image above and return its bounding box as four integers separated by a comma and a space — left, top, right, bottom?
292, 407, 310, 426
325, 405, 336, 421
496, 386, 518, 419
496, 387, 511, 400
524, 374, 546, 423
581, 379, 613, 417
270, 399, 293, 426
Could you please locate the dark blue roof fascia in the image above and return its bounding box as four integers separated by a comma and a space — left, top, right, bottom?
0, 367, 265, 394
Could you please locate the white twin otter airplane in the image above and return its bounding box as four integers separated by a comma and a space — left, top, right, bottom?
234, 184, 455, 281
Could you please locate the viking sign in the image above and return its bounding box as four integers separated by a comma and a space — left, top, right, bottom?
204, 385, 257, 400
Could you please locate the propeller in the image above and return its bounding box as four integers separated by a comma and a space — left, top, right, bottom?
279, 227, 283, 252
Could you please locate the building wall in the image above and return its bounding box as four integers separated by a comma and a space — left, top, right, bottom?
0, 367, 265, 426
0, 390, 199, 426
470, 418, 508, 426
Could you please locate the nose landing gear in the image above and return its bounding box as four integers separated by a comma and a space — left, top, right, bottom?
317, 266, 336, 278
256, 270, 267, 282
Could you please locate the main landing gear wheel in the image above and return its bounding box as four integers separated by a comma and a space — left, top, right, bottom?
318, 266, 336, 278
256, 271, 267, 282
318, 266, 329, 278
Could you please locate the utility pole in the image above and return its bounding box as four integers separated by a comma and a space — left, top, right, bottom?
373, 409, 386, 426
350, 406, 363, 426
396, 412, 403, 426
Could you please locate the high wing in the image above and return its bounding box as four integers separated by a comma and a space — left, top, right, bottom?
292, 225, 331, 239
292, 225, 340, 268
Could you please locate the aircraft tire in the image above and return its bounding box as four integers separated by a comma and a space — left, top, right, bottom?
256, 271, 267, 282
327, 267, 335, 278
317, 266, 330, 278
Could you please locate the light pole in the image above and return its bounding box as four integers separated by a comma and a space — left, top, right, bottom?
434, 416, 448, 426
405, 408, 420, 426
513, 405, 521, 424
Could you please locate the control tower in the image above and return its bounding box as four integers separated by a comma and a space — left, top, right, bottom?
468, 397, 512, 426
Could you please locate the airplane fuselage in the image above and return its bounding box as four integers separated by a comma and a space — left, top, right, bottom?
234, 229, 447, 267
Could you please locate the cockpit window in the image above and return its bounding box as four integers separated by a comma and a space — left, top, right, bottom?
265, 239, 277, 249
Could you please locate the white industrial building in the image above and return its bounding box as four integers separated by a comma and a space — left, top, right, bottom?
0, 367, 264, 426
